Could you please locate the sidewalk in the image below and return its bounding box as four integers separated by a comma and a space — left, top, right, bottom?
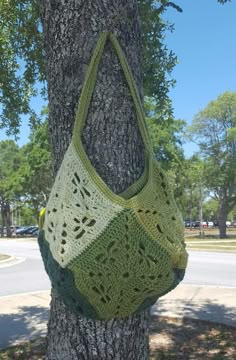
0, 285, 236, 349
151, 284, 236, 327
0, 291, 49, 349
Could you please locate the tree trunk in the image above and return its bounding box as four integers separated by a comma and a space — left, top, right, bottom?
219, 199, 228, 239
0, 201, 4, 237
5, 202, 11, 237
1, 201, 11, 237
199, 183, 204, 238
40, 0, 150, 358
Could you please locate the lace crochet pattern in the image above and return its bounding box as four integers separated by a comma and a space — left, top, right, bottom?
38, 32, 188, 320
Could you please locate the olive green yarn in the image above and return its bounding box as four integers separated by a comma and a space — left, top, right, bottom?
68, 209, 182, 320
39, 32, 188, 320
72, 32, 152, 203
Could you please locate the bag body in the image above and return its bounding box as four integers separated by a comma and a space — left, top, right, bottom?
38, 32, 188, 320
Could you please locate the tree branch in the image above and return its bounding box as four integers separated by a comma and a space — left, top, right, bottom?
158, 1, 183, 14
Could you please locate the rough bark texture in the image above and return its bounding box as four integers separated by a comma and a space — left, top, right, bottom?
0, 201, 11, 237
40, 0, 150, 359
46, 289, 149, 359
219, 199, 228, 239
0, 203, 4, 237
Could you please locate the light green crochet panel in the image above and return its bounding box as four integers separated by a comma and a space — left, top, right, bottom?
43, 142, 123, 267
39, 32, 188, 320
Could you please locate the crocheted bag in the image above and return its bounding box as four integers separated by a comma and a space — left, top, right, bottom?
38, 32, 188, 320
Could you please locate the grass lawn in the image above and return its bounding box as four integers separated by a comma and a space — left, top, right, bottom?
187, 246, 236, 252
0, 338, 45, 360
185, 240, 236, 252
184, 228, 236, 251
0, 317, 235, 359
185, 228, 236, 239
150, 316, 236, 359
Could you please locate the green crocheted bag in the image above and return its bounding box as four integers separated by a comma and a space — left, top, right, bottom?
38, 32, 188, 320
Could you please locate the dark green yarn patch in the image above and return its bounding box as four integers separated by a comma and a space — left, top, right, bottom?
68, 209, 179, 320
38, 230, 98, 319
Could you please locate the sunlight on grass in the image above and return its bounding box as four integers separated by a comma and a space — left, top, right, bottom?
0, 338, 45, 360
149, 316, 236, 360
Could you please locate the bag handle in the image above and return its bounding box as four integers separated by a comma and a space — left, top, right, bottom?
72, 32, 152, 153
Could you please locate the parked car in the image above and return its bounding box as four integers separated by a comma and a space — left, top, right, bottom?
184, 220, 203, 228
184, 220, 195, 228
192, 221, 200, 228
16, 227, 28, 235
16, 226, 38, 236
202, 221, 208, 228
211, 220, 232, 228
25, 226, 38, 235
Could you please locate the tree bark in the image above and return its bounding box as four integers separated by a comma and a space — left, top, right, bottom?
218, 199, 228, 239
40, 0, 149, 358
5, 202, 11, 238
1, 201, 11, 237
0, 201, 4, 237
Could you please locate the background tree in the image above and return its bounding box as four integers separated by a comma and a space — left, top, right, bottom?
0, 0, 45, 137
139, 0, 181, 119
189, 92, 236, 238
203, 198, 219, 222
229, 207, 236, 222
176, 156, 208, 231
19, 119, 52, 213
0, 120, 52, 235
0, 140, 23, 236
145, 97, 187, 208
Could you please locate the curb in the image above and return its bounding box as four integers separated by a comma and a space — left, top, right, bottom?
0, 289, 50, 299
0, 256, 25, 268
0, 255, 14, 264
186, 247, 236, 253
3, 237, 36, 242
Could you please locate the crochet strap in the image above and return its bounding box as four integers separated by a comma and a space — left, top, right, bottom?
72, 32, 152, 152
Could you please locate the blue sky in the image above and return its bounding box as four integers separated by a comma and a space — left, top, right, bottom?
164, 0, 236, 156
1, 0, 236, 156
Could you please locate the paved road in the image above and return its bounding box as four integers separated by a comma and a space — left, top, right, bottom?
183, 250, 236, 288
0, 240, 236, 297
0, 240, 50, 296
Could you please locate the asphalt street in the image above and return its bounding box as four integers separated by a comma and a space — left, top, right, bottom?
183, 251, 236, 288
0, 240, 50, 296
0, 240, 236, 297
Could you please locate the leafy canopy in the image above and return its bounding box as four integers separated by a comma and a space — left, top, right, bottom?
189, 91, 236, 211
0, 0, 45, 136
0, 140, 23, 200
0, 0, 181, 136
0, 119, 52, 215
